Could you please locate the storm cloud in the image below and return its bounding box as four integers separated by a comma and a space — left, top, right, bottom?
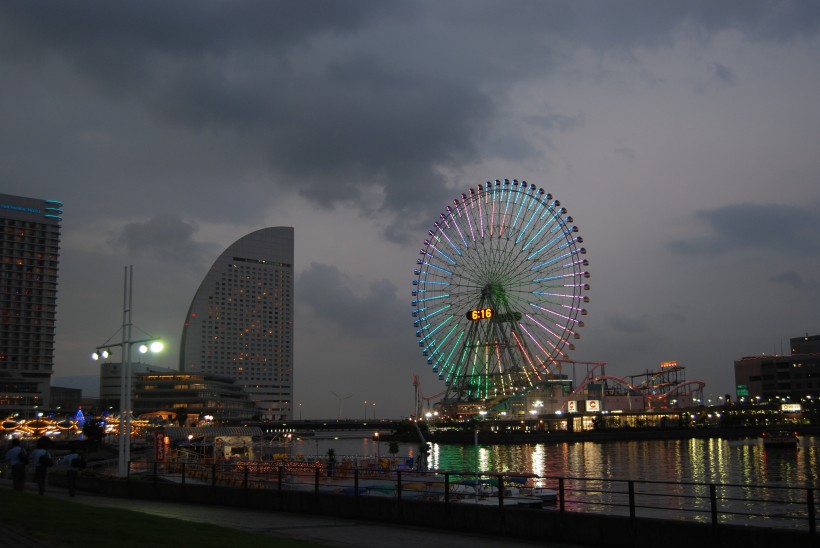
2, 1, 819, 417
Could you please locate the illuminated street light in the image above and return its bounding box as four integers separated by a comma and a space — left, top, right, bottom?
91, 266, 164, 478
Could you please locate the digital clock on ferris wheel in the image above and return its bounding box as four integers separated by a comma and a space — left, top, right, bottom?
466, 308, 493, 321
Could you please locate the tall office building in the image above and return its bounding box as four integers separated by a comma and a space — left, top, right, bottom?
180, 227, 293, 420
0, 194, 62, 415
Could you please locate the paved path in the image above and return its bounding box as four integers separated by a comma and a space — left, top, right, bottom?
2, 479, 585, 548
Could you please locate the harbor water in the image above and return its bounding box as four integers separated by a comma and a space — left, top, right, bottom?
284, 432, 820, 528
287, 433, 819, 486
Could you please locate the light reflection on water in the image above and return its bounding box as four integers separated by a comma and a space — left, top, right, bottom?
427, 436, 820, 527
428, 436, 819, 486
292, 434, 819, 486
289, 434, 818, 526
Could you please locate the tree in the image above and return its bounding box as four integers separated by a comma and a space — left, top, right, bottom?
326, 448, 336, 477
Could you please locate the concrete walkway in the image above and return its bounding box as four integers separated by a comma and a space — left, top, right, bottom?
3, 479, 585, 548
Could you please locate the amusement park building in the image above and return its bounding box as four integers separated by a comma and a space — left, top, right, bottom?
0, 193, 62, 416
179, 227, 294, 421
734, 333, 820, 402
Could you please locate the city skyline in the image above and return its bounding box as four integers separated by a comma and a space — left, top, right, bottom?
2, 3, 819, 419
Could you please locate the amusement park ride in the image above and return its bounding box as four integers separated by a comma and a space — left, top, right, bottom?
411, 179, 704, 418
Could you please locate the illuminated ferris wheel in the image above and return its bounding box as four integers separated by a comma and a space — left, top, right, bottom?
412, 179, 590, 404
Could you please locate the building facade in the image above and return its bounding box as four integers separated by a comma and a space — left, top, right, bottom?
735, 334, 820, 401
0, 194, 62, 416
179, 227, 293, 420
132, 372, 256, 422
98, 361, 177, 412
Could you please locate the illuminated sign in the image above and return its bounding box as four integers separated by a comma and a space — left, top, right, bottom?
566, 401, 577, 413
585, 400, 600, 412
781, 403, 802, 414
466, 308, 493, 321
660, 361, 678, 368
154, 430, 166, 462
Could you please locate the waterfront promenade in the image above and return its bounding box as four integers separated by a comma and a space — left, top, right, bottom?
0, 477, 576, 548
12, 467, 813, 548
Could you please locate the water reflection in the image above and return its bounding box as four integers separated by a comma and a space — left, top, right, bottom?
428, 436, 819, 487
290, 434, 817, 528
291, 434, 818, 488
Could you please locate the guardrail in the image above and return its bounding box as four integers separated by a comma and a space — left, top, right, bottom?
125, 460, 818, 534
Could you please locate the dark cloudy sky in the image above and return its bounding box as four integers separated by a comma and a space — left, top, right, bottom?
3, 1, 819, 419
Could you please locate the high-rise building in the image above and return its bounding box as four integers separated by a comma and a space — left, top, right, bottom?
734, 333, 820, 401
180, 227, 293, 420
0, 193, 62, 416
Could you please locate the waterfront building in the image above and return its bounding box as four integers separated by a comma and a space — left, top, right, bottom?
179, 227, 294, 420
0, 193, 62, 416
49, 386, 82, 413
133, 372, 256, 423
734, 333, 820, 401
792, 333, 820, 354
99, 361, 176, 411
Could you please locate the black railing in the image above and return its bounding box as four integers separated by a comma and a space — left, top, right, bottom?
126, 460, 818, 534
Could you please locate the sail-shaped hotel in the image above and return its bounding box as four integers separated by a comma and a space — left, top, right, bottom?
179, 227, 293, 420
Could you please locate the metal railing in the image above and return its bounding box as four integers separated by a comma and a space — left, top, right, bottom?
122, 459, 819, 534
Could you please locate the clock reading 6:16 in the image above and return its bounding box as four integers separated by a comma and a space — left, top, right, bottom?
466, 308, 493, 321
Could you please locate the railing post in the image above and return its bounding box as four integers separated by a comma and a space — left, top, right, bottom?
314, 467, 320, 494
709, 483, 718, 527
153, 461, 158, 487
243, 464, 249, 489
558, 477, 566, 516
211, 463, 216, 488
181, 462, 186, 486
397, 470, 403, 503
808, 488, 816, 536
628, 480, 636, 520
278, 465, 283, 492
444, 473, 450, 506
354, 468, 360, 501
498, 476, 505, 512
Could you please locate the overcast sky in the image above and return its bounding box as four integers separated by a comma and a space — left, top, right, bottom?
3, 1, 819, 419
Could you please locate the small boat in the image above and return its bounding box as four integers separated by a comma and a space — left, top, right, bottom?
531, 487, 558, 504
761, 428, 799, 448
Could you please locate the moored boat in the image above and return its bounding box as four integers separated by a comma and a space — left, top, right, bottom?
761, 428, 799, 448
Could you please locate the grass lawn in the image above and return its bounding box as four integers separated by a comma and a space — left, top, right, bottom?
0, 488, 323, 547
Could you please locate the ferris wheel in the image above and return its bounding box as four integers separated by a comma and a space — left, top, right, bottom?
412, 179, 590, 403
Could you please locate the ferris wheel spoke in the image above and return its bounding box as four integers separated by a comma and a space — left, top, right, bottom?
413, 180, 589, 404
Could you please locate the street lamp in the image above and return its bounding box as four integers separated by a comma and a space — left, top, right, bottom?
91, 265, 164, 478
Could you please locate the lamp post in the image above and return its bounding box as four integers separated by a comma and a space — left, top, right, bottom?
91, 266, 163, 478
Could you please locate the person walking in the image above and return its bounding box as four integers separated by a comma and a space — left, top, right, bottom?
62, 445, 84, 497
4, 438, 28, 491
30, 436, 53, 495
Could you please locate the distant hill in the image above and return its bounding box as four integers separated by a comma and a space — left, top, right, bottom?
52, 375, 99, 397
